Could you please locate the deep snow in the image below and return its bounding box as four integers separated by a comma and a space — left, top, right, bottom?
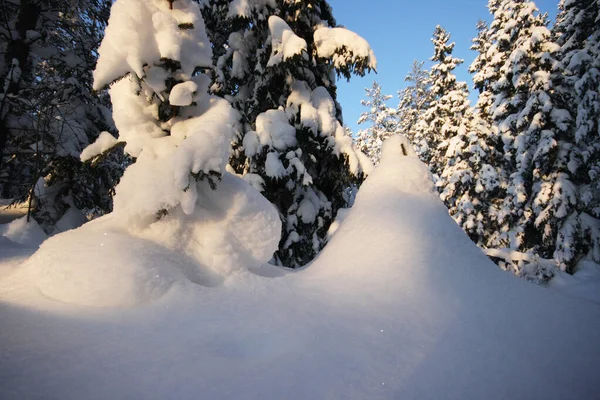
1, 136, 599, 399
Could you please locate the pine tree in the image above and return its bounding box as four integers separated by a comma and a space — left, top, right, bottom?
354, 81, 397, 164
202, 0, 374, 268
396, 60, 432, 142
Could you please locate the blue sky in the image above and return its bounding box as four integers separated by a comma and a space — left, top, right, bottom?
327, 0, 560, 134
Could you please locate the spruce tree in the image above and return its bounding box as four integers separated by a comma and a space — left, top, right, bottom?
92, 0, 238, 226
416, 26, 471, 179
202, 0, 375, 268
396, 60, 433, 142
552, 0, 600, 270
469, 19, 495, 122
478, 0, 579, 280
438, 116, 504, 245
354, 81, 397, 164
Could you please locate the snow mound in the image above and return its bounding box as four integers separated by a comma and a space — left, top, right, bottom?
0, 216, 47, 247
26, 226, 190, 307
52, 207, 88, 235
17, 172, 280, 308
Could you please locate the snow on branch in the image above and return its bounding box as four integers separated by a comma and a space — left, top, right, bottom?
93, 0, 213, 90
267, 16, 307, 67
314, 27, 377, 79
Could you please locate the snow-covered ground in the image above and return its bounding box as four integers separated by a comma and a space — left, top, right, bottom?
1, 136, 599, 400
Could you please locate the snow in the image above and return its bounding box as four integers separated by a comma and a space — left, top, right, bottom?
549, 260, 600, 304
313, 26, 377, 70
1, 136, 600, 399
0, 216, 47, 248
169, 81, 198, 106
255, 107, 297, 151
0, 200, 28, 225
93, 0, 212, 90
108, 76, 166, 158
286, 85, 372, 176
1, 171, 280, 308
265, 151, 285, 178
297, 197, 317, 224
266, 16, 307, 67
27, 227, 186, 307
226, 0, 276, 19
80, 131, 119, 162
52, 207, 88, 235
111, 91, 238, 223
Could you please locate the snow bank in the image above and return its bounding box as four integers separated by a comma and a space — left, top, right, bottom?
51, 207, 88, 235
1, 136, 599, 399
0, 199, 28, 224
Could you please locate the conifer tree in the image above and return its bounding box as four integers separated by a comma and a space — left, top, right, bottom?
552, 0, 600, 270
355, 81, 397, 164
92, 0, 239, 226
0, 0, 121, 231
477, 0, 580, 280
396, 60, 432, 142
469, 19, 495, 122
202, 0, 375, 267
415, 26, 472, 179
438, 116, 504, 245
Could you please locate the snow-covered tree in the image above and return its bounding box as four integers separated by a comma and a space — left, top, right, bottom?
407, 25, 503, 248
0, 0, 121, 231
475, 0, 583, 280
354, 81, 397, 164
438, 116, 505, 245
469, 19, 496, 122
551, 0, 600, 270
202, 0, 374, 267
396, 60, 432, 142
92, 0, 239, 227
415, 26, 472, 179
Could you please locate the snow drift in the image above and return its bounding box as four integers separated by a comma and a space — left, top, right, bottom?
10, 172, 281, 307
0, 136, 599, 399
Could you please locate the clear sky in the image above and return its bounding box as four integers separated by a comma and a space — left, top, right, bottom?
327, 0, 560, 134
